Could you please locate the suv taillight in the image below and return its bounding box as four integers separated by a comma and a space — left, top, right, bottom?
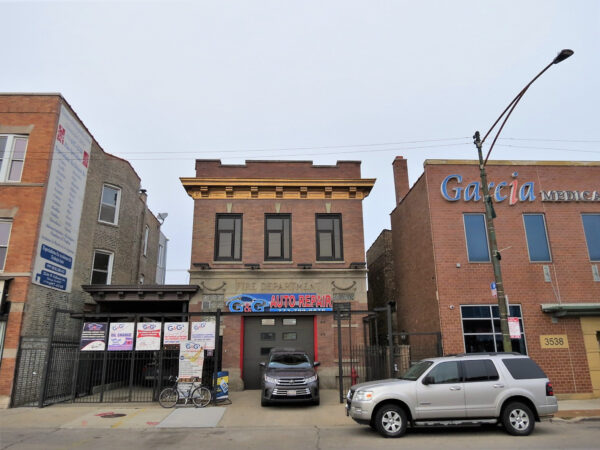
546, 381, 554, 396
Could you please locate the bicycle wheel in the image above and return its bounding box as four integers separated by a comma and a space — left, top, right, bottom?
158, 387, 178, 408
191, 386, 211, 407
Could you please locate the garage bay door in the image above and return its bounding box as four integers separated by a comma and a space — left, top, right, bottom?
243, 316, 314, 389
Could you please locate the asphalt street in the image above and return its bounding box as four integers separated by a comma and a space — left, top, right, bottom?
2, 421, 600, 450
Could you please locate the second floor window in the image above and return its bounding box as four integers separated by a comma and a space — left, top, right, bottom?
98, 184, 121, 225
463, 213, 490, 262
265, 214, 291, 261
215, 214, 242, 261
91, 250, 113, 284
523, 214, 551, 262
143, 225, 149, 257
0, 135, 28, 182
316, 214, 343, 261
0, 221, 12, 271
582, 214, 600, 261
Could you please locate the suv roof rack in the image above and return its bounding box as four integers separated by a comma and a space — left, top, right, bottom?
453, 352, 523, 357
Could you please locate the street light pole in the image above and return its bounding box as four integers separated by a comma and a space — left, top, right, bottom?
473, 49, 574, 353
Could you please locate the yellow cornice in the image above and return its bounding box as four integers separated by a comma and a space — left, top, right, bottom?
180, 177, 376, 200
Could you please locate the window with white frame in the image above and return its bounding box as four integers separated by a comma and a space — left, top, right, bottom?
98, 184, 121, 225
0, 221, 12, 271
523, 214, 551, 262
143, 225, 149, 257
91, 250, 113, 284
463, 213, 491, 262
461, 304, 527, 355
0, 135, 28, 182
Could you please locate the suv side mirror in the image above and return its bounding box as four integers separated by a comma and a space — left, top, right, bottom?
259, 362, 266, 367
313, 361, 320, 367
422, 376, 434, 385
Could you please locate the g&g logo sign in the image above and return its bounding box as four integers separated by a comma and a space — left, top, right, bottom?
226, 295, 269, 313
167, 324, 185, 332
185, 342, 202, 350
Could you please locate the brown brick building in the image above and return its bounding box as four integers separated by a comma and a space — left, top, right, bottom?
0, 94, 166, 407
378, 156, 600, 397
181, 160, 375, 390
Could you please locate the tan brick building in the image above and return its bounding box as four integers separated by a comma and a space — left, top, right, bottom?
380, 156, 600, 397
181, 160, 375, 390
0, 94, 165, 407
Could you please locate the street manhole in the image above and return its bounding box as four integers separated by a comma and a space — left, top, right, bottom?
95, 412, 127, 419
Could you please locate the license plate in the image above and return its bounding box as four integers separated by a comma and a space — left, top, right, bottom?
287, 390, 296, 396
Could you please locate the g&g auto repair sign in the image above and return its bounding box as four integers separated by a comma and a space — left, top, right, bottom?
226, 293, 333, 313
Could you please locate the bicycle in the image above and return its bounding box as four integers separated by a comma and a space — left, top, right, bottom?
158, 376, 212, 408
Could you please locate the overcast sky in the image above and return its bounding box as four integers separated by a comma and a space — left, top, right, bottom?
2, 1, 598, 283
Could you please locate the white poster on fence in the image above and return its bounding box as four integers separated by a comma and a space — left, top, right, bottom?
164, 322, 189, 345
135, 322, 162, 350
191, 321, 216, 350
107, 322, 134, 351
179, 340, 204, 378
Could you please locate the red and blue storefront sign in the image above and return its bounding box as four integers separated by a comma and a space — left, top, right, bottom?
226, 293, 333, 313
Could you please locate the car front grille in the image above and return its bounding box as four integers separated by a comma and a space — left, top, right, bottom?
277, 377, 306, 386
273, 387, 311, 396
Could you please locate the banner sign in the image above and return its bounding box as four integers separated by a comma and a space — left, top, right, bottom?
226, 293, 333, 313
136, 322, 162, 351
80, 322, 107, 351
32, 105, 92, 292
440, 173, 600, 205
178, 340, 204, 378
490, 282, 497, 299
108, 322, 134, 351
164, 322, 189, 345
191, 321, 216, 350
508, 317, 521, 339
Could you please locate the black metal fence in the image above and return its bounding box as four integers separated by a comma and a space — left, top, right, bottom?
12, 311, 221, 407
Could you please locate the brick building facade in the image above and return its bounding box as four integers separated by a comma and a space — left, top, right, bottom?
181, 160, 375, 390
0, 94, 165, 407
377, 156, 600, 397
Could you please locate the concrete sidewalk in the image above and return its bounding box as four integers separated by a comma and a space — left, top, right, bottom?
0, 390, 598, 430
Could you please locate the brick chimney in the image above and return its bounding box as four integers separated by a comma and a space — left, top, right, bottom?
392, 156, 409, 204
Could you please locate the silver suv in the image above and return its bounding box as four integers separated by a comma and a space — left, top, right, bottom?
346, 353, 557, 438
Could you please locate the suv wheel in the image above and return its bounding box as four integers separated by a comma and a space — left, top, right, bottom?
374, 404, 407, 438
502, 401, 535, 436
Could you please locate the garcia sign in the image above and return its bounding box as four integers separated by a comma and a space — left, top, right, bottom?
441, 174, 600, 205
226, 293, 333, 313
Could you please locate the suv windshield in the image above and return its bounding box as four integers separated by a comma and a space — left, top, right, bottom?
399, 360, 433, 380
269, 353, 312, 369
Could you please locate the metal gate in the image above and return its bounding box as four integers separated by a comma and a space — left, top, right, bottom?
12, 309, 82, 407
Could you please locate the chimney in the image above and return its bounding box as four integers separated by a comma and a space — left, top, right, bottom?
392, 156, 409, 204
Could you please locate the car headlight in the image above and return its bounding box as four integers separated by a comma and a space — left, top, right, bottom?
354, 390, 373, 402
305, 375, 318, 383
264, 375, 278, 384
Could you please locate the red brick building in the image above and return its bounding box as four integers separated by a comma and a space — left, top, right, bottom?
386, 156, 600, 397
0, 94, 165, 407
181, 160, 375, 390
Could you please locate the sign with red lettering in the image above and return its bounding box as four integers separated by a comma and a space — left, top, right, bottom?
226, 293, 333, 313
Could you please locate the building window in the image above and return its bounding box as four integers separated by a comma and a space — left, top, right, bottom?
316, 214, 343, 261
214, 214, 242, 261
0, 221, 12, 271
523, 214, 551, 262
91, 250, 113, 284
0, 135, 28, 182
98, 184, 121, 225
582, 214, 600, 261
463, 214, 490, 262
265, 214, 291, 261
143, 225, 149, 257
461, 305, 527, 355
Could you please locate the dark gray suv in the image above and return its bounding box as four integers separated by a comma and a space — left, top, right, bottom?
260, 348, 320, 406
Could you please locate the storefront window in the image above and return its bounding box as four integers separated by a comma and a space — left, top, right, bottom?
461, 304, 527, 354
